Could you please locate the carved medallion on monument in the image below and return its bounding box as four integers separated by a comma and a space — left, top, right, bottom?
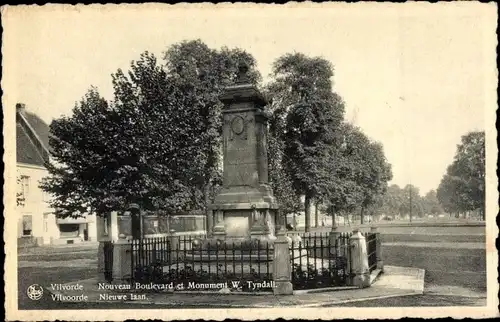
227, 113, 252, 141
231, 115, 245, 135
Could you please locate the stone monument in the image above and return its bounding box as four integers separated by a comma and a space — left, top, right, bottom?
208, 63, 279, 242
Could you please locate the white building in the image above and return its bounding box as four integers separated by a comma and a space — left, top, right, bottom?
16, 103, 96, 246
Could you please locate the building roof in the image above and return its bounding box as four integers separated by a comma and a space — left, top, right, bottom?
16, 123, 46, 166
16, 104, 51, 167
22, 111, 51, 153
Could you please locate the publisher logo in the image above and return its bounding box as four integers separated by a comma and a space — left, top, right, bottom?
27, 284, 44, 300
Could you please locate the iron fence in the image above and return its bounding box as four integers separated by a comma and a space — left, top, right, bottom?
131, 236, 171, 273
130, 235, 273, 292
291, 231, 329, 245
103, 241, 114, 282
127, 230, 378, 291
289, 232, 351, 290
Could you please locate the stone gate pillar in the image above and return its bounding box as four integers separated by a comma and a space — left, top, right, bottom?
350, 229, 370, 288
112, 234, 132, 282
273, 228, 293, 295
97, 211, 118, 281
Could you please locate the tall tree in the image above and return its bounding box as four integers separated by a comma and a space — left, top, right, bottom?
41, 40, 260, 218
268, 129, 301, 218
379, 184, 427, 219
321, 123, 366, 224
380, 184, 405, 218
357, 140, 393, 223
422, 189, 443, 215
401, 184, 425, 219
267, 53, 345, 231
321, 123, 392, 225
163, 41, 261, 197
41, 88, 122, 217
437, 174, 461, 216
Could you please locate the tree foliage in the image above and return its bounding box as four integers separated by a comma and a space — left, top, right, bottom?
437, 131, 485, 219
322, 123, 392, 223
378, 184, 427, 219
16, 175, 26, 207
41, 40, 260, 218
266, 53, 345, 231
268, 129, 301, 216
379, 184, 405, 217
422, 189, 443, 215
266, 52, 393, 229
42, 43, 394, 227
401, 184, 425, 218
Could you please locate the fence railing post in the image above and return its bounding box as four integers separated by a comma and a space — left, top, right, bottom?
371, 226, 384, 272
343, 233, 352, 285
206, 209, 214, 237
168, 230, 179, 250
97, 240, 107, 282
112, 234, 132, 282
273, 228, 293, 295
349, 229, 370, 288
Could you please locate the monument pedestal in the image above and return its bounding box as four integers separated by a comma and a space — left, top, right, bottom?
211, 203, 278, 242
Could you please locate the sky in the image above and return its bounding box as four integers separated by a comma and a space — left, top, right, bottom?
3, 3, 496, 195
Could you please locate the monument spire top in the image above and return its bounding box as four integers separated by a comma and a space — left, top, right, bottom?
220, 61, 267, 107
235, 61, 251, 85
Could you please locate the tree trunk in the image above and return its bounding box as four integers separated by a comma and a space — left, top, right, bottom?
204, 183, 213, 235
314, 201, 319, 228
304, 193, 312, 232
360, 207, 365, 225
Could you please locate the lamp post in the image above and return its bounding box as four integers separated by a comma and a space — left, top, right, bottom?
409, 186, 412, 223
129, 203, 142, 239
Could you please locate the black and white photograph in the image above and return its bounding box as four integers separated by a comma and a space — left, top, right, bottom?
2, 3, 498, 320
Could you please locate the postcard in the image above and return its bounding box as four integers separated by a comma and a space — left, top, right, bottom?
2, 2, 498, 320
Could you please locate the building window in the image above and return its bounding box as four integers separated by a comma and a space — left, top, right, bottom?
21, 175, 30, 194
22, 215, 33, 236
17, 175, 30, 206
